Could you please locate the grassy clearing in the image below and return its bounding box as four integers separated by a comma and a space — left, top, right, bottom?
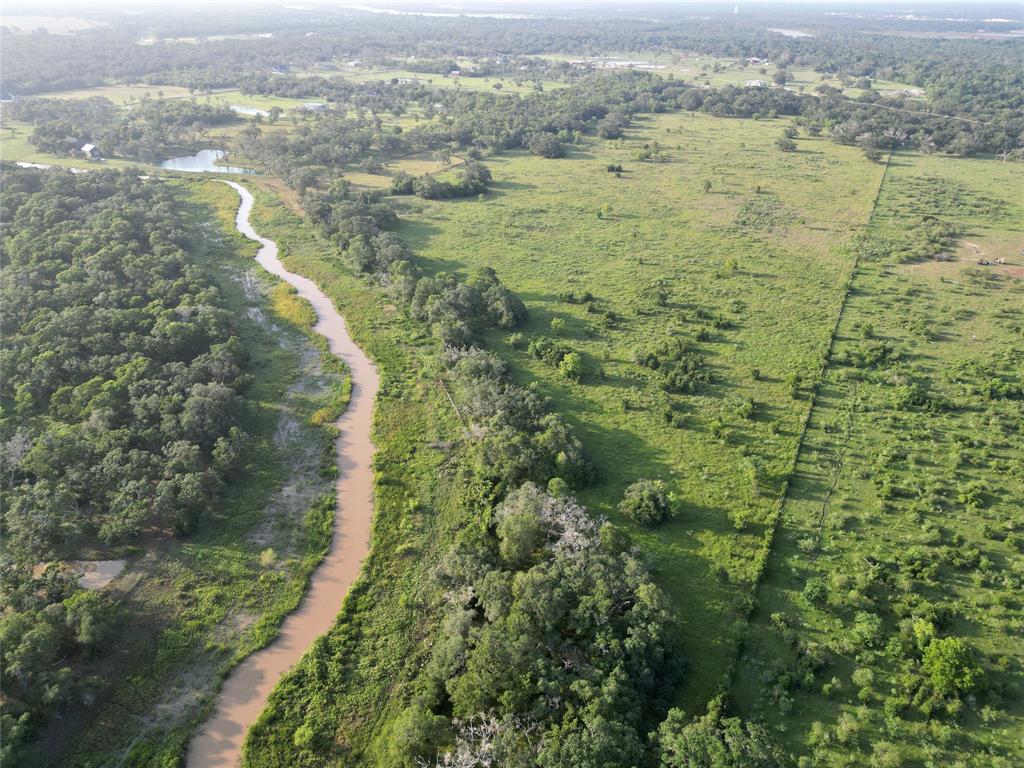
32, 83, 196, 103
391, 110, 886, 706
343, 150, 466, 189
26, 179, 343, 768
732, 153, 1024, 765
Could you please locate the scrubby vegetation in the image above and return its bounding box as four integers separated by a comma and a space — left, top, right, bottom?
734, 153, 1024, 765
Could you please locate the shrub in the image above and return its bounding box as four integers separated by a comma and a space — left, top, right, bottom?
558, 352, 583, 381
528, 132, 564, 158
619, 479, 672, 526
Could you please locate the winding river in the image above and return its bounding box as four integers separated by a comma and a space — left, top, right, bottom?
186, 181, 379, 768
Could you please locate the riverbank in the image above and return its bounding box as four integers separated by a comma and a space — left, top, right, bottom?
185, 182, 380, 768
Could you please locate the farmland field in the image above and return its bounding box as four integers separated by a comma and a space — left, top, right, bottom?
733, 153, 1024, 765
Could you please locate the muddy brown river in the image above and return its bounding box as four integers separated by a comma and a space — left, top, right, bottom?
186, 181, 379, 767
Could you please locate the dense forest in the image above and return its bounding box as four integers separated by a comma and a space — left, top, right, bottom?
0, 167, 250, 759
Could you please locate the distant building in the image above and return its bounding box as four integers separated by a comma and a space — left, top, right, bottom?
81, 143, 101, 159
272, 64, 289, 74
449, 70, 462, 78
395, 77, 420, 85
745, 79, 767, 88
302, 102, 327, 112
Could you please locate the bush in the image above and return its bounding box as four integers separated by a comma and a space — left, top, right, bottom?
528, 132, 564, 158
619, 479, 672, 526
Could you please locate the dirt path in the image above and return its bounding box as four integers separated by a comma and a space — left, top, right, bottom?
186, 181, 379, 768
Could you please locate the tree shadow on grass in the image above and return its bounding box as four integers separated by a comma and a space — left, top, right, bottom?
488, 179, 536, 193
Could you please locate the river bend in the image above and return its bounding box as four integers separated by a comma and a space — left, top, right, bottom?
186, 181, 379, 768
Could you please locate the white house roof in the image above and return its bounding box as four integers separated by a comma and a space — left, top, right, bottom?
82, 143, 97, 152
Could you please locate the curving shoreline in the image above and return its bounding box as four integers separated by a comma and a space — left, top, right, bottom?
186, 181, 380, 768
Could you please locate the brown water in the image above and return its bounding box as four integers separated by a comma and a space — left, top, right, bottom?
186, 181, 379, 768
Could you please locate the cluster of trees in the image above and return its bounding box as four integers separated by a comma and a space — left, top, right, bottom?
1, 167, 248, 549
636, 337, 713, 395
682, 82, 1020, 157
8, 96, 237, 162
240, 113, 389, 188
390, 160, 492, 199
1, 566, 121, 764
405, 71, 680, 157
448, 348, 589, 494
528, 336, 583, 381
0, 166, 249, 757
392, 482, 680, 767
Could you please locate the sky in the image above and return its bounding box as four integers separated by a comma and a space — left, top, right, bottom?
5, 0, 1013, 9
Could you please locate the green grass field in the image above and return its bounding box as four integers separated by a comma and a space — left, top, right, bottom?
392, 110, 887, 705
732, 152, 1024, 766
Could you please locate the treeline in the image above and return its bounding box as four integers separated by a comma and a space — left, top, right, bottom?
8, 96, 237, 162
0, 166, 249, 758
304, 180, 531, 346
682, 82, 1021, 157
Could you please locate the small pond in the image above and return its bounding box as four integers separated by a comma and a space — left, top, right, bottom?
160, 149, 254, 174
230, 105, 269, 117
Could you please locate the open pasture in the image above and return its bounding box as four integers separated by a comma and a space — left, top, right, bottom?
394, 110, 886, 704
733, 152, 1024, 765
